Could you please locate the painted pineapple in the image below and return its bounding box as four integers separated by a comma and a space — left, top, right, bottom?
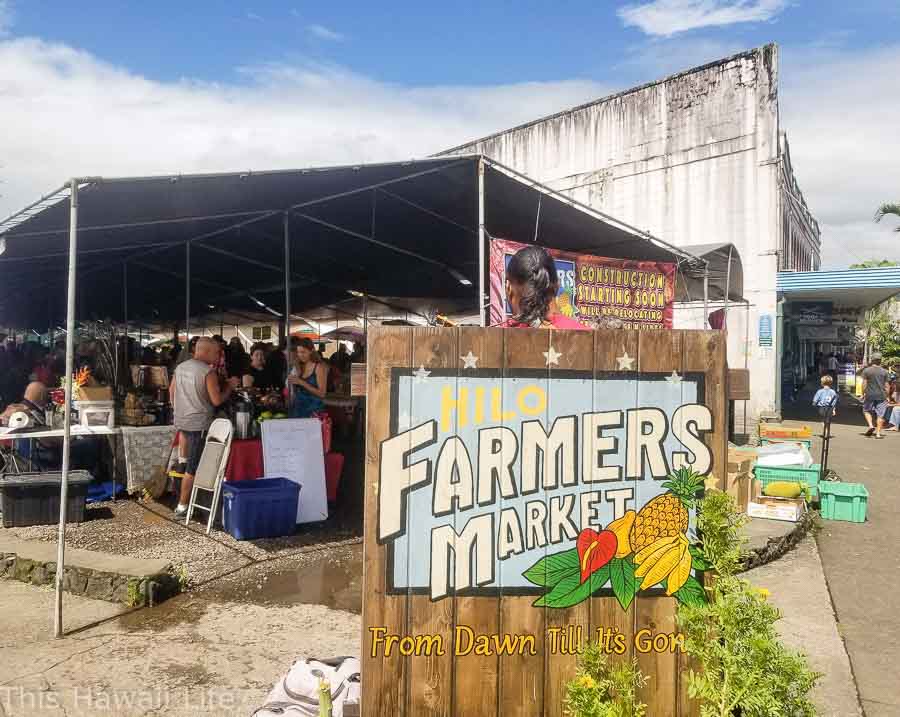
629, 467, 704, 552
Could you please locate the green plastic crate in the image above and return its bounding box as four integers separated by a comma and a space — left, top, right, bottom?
759, 437, 813, 450
754, 463, 821, 499
820, 482, 868, 523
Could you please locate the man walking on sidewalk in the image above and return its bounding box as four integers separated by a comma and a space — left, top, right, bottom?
862, 353, 890, 439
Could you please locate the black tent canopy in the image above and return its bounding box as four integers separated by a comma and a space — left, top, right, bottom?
0, 154, 742, 638
0, 156, 720, 330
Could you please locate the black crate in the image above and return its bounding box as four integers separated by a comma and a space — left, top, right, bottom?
0, 471, 93, 528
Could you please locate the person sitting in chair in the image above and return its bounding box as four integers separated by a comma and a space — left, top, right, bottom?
0, 381, 48, 427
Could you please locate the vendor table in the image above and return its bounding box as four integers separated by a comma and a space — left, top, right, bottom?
225, 438, 264, 482
2, 426, 120, 440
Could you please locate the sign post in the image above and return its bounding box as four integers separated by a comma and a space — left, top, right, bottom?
363, 326, 726, 716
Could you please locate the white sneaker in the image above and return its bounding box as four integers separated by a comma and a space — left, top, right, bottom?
173, 505, 188, 518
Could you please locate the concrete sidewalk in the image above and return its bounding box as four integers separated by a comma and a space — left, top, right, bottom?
792, 416, 900, 717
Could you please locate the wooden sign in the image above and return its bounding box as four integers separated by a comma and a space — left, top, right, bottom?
727, 369, 750, 401
351, 363, 367, 397
363, 327, 726, 717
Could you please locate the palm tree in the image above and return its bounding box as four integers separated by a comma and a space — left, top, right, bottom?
875, 202, 900, 231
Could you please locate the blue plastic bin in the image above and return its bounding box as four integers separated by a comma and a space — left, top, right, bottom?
222, 478, 300, 540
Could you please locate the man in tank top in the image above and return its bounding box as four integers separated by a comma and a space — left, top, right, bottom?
169, 338, 238, 516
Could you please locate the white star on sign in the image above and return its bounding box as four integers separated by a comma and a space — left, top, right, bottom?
665, 370, 683, 385
616, 351, 636, 371
543, 345, 562, 366
460, 351, 479, 370
413, 365, 431, 383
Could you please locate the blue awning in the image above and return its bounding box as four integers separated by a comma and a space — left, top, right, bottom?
777, 267, 900, 308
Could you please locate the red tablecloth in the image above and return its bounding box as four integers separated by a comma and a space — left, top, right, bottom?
225, 438, 264, 482
225, 416, 333, 482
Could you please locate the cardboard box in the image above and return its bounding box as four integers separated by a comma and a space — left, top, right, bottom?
77, 385, 113, 401
724, 446, 757, 512
747, 496, 806, 522
747, 480, 806, 522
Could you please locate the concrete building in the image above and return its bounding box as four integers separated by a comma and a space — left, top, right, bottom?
442, 44, 820, 425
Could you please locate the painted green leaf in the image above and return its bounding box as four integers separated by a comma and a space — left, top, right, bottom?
688, 545, 710, 571
609, 556, 639, 611
522, 548, 580, 587
534, 564, 611, 609
673, 575, 707, 607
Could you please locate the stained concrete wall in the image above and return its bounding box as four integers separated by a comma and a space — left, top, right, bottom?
442, 45, 821, 425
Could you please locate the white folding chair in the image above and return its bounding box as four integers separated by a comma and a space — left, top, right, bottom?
185, 418, 233, 534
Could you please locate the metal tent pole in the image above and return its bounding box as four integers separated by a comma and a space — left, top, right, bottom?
283, 212, 291, 382
123, 263, 128, 339
723, 246, 733, 325
54, 179, 79, 638
702, 264, 710, 329
185, 243, 191, 348
477, 158, 486, 327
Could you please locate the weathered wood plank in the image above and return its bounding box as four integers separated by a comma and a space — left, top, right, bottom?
684, 330, 728, 491
633, 329, 684, 717
407, 327, 458, 717
679, 329, 727, 717
591, 329, 638, 668
453, 327, 504, 716
499, 328, 549, 717
362, 327, 412, 717
543, 328, 594, 717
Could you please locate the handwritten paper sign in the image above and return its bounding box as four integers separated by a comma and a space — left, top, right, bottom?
261, 418, 328, 523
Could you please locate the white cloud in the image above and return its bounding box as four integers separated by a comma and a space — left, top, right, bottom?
779, 44, 900, 268
618, 0, 788, 37
1, 32, 896, 272
246, 11, 263, 22
0, 37, 610, 218
307, 24, 344, 42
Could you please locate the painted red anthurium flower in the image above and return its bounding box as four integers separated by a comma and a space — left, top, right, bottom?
576, 528, 618, 584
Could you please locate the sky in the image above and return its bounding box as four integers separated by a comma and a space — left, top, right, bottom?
1, 0, 899, 268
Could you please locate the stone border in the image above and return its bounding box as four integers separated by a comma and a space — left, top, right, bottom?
740, 510, 819, 572
0, 551, 181, 606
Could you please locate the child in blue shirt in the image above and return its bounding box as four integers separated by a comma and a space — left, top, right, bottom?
812, 375, 838, 436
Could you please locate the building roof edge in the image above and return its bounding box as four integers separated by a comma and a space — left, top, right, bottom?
438, 44, 777, 156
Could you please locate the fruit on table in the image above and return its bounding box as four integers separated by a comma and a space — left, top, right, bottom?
576, 528, 617, 583
259, 411, 273, 420
606, 510, 636, 558
629, 467, 704, 552
634, 533, 691, 594
274, 413, 287, 419
763, 481, 803, 498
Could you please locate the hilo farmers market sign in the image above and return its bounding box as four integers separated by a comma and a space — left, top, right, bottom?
489, 238, 676, 330
377, 367, 710, 611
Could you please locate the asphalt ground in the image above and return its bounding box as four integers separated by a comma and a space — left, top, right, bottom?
784, 389, 900, 716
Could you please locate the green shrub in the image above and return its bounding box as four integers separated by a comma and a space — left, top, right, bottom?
563, 641, 647, 717
678, 491, 821, 717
